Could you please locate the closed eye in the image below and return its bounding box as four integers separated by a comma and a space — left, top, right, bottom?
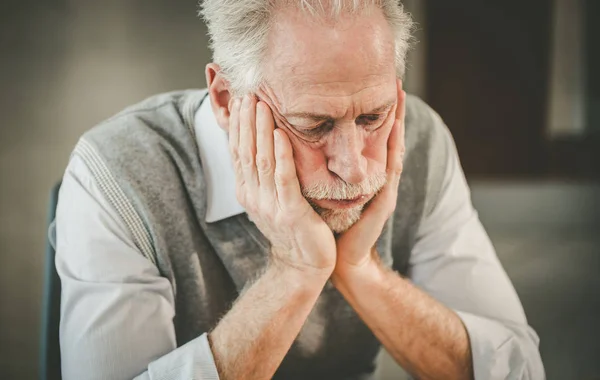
299, 120, 335, 139
356, 114, 382, 126
297, 113, 385, 139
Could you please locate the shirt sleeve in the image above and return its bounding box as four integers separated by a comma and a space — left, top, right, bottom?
55, 154, 220, 380
407, 127, 545, 380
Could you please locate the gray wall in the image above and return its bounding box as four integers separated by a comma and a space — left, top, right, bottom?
0, 2, 211, 378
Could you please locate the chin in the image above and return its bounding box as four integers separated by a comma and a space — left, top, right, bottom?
318, 206, 364, 233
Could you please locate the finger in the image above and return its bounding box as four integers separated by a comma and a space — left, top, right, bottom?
347, 121, 402, 242
255, 101, 276, 197
239, 95, 259, 189
342, 85, 406, 242
387, 82, 406, 177
364, 85, 406, 217
228, 97, 248, 206
273, 129, 304, 209
228, 97, 242, 176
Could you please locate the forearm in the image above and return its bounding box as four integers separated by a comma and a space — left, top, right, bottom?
209, 263, 329, 380
333, 259, 473, 380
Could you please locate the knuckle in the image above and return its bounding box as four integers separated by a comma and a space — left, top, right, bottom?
275, 174, 290, 188
393, 162, 404, 177
240, 151, 254, 166
256, 155, 272, 173
231, 150, 240, 161
235, 164, 244, 178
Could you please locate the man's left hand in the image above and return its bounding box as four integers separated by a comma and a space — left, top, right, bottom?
334, 79, 406, 280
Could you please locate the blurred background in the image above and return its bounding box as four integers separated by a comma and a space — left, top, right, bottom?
0, 0, 598, 379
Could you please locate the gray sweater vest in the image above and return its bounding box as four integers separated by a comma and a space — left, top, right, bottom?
76, 89, 451, 379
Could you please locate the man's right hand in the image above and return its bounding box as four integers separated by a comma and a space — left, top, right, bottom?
228, 94, 336, 276
207, 95, 336, 380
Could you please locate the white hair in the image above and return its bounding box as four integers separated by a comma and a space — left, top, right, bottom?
199, 0, 415, 95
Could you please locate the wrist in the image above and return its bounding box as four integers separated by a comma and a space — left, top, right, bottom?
265, 258, 331, 293
332, 252, 384, 290
269, 247, 335, 280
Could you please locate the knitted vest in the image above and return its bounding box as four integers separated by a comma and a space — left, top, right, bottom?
74, 89, 451, 379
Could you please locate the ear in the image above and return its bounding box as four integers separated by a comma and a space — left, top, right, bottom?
205, 63, 232, 131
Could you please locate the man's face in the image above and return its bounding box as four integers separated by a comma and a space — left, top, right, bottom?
257, 7, 398, 232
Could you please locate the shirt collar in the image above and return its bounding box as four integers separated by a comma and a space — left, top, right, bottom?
195, 95, 245, 223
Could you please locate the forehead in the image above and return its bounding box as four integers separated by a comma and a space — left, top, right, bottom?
263, 6, 397, 113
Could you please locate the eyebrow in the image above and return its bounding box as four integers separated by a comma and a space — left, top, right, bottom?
283, 99, 396, 122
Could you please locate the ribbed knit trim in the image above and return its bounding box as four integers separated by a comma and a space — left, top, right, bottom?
75, 138, 157, 266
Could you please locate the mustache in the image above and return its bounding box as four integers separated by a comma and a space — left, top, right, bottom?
301, 172, 387, 200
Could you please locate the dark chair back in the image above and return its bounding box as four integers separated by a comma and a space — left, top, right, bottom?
39, 182, 62, 380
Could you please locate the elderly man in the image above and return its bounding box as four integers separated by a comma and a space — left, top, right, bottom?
54, 1, 544, 379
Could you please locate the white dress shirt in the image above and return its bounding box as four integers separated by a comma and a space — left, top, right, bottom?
55, 96, 544, 379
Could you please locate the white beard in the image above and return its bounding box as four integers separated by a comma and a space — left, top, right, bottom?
302, 172, 386, 233
315, 204, 364, 233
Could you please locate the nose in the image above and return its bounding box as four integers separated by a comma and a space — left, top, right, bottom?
326, 127, 368, 184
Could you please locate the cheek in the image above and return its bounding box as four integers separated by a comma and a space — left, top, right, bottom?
363, 126, 391, 170
288, 139, 329, 187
